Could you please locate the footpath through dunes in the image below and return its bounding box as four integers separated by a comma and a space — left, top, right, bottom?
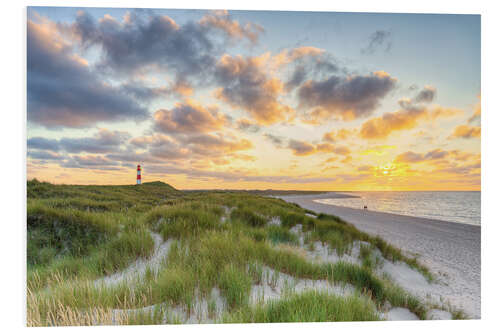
279, 193, 481, 319
27, 180, 466, 325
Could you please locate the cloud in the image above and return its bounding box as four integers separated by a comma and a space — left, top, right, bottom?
61, 155, 122, 170
440, 162, 481, 175
27, 137, 60, 151
341, 156, 353, 164
449, 125, 481, 139
27, 129, 130, 164
181, 133, 253, 156
59, 129, 131, 153
27, 150, 64, 160
414, 85, 436, 103
121, 78, 194, 102
395, 151, 425, 163
27, 17, 149, 128
126, 133, 190, 160
72, 155, 119, 166
284, 54, 340, 90
287, 139, 350, 156
360, 105, 461, 139
334, 173, 369, 182
395, 149, 449, 163
288, 140, 316, 156
214, 54, 295, 125
449, 150, 479, 161
322, 128, 357, 142
298, 71, 397, 122
150, 143, 191, 160
360, 108, 426, 139
213, 48, 341, 126
286, 65, 308, 91
272, 47, 326, 68
361, 30, 392, 55
316, 143, 351, 155
357, 165, 374, 172
323, 157, 338, 164
425, 149, 449, 160
332, 146, 351, 155
271, 46, 336, 74
130, 134, 206, 161
397, 85, 438, 115
130, 133, 173, 149
264, 133, 285, 147
145, 164, 336, 184
236, 118, 261, 133
105, 150, 165, 164
232, 154, 257, 162
120, 82, 171, 101
359, 145, 396, 156
428, 106, 462, 119
108, 130, 255, 168
153, 100, 229, 134
199, 10, 264, 44
259, 46, 340, 92
71, 10, 217, 81
397, 86, 436, 111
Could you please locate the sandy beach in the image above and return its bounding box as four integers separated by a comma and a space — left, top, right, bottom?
279, 193, 481, 319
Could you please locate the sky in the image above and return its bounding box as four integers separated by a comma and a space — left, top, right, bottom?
26, 7, 481, 190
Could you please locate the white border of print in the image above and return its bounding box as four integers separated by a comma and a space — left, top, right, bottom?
2, 1, 497, 333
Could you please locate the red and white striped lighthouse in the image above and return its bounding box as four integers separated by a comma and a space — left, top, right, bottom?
136, 164, 141, 185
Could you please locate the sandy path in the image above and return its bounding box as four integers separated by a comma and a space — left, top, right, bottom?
279, 193, 481, 318
95, 233, 173, 288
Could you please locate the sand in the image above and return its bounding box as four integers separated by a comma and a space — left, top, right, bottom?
94, 202, 477, 323
110, 264, 356, 324
95, 232, 174, 288
279, 193, 481, 319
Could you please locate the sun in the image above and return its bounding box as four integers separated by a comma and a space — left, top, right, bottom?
374, 162, 398, 177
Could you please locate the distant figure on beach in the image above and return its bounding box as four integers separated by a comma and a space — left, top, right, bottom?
364, 205, 368, 210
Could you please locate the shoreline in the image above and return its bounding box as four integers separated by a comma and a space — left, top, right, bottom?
280, 191, 480, 227
279, 193, 481, 319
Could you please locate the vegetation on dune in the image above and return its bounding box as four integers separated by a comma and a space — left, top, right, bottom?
266, 225, 299, 246
27, 179, 445, 326
225, 291, 380, 323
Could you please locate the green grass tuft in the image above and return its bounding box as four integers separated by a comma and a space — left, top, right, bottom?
225, 291, 380, 323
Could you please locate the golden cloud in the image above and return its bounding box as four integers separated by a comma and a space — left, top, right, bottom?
322, 128, 357, 142
199, 10, 264, 44
153, 100, 228, 134
214, 54, 295, 125
360, 106, 462, 139
271, 46, 325, 68
449, 125, 481, 139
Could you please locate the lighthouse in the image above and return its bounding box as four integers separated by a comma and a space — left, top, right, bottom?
136, 164, 142, 185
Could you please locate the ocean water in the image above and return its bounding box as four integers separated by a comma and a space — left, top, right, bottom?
314, 191, 481, 226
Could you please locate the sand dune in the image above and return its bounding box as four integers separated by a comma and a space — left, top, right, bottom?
279, 193, 481, 319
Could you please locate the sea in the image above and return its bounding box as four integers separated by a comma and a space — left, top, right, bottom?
314, 191, 481, 226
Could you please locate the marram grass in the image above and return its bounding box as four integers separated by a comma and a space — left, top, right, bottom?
27, 180, 450, 326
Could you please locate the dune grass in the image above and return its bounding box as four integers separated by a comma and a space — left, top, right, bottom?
225, 291, 380, 323
27, 180, 446, 326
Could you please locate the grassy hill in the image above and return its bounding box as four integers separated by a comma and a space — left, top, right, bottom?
27, 180, 460, 326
